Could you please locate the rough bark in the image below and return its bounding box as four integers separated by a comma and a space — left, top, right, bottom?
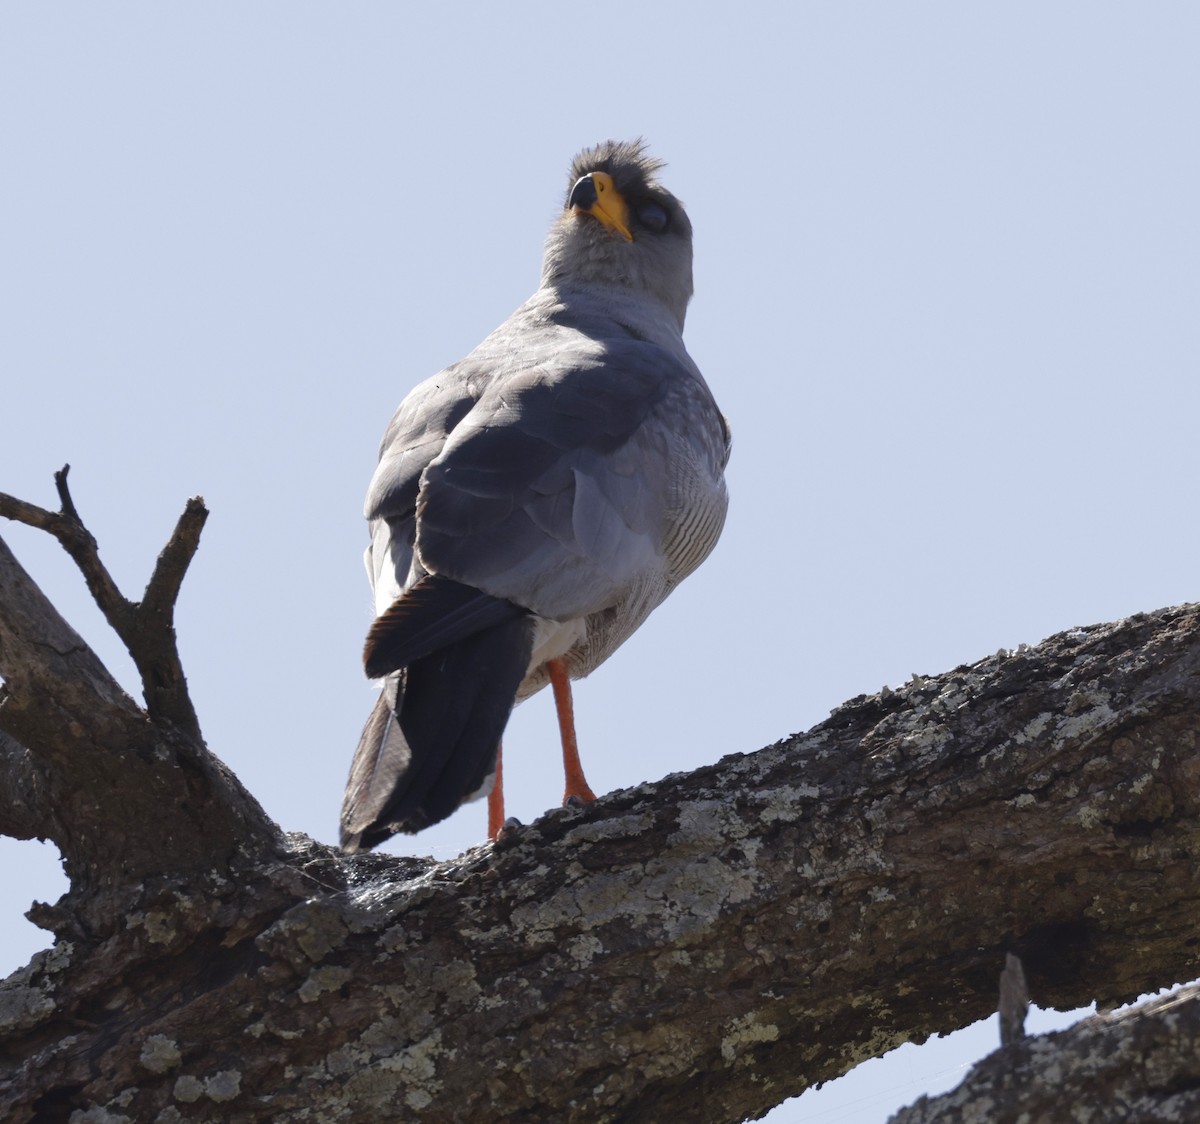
892, 983, 1200, 1123
2, 484, 1200, 1122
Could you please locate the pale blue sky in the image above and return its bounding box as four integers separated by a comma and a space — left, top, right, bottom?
3, 5, 1197, 1120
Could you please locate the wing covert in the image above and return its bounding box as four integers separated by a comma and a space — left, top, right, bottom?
415, 336, 721, 619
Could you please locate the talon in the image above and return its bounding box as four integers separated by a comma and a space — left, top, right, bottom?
492, 815, 523, 843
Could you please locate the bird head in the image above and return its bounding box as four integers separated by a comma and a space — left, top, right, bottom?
542, 139, 695, 330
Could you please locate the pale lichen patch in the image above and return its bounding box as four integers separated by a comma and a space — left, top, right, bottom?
901, 723, 952, 758
567, 933, 604, 967
1056, 698, 1117, 743
341, 1028, 447, 1113
298, 965, 352, 1003
126, 910, 177, 946
510, 875, 623, 940
426, 959, 481, 1004
761, 783, 820, 825
139, 1034, 182, 1074
1020, 713, 1052, 742
1076, 802, 1105, 830
560, 813, 655, 846
1128, 753, 1163, 796
258, 899, 350, 968
720, 1012, 780, 1064
379, 925, 412, 955
203, 1070, 241, 1103
641, 854, 759, 939
292, 903, 350, 962
41, 941, 75, 973
844, 1024, 908, 1067
172, 1075, 204, 1104
0, 984, 56, 1033
672, 800, 747, 843
171, 1070, 241, 1105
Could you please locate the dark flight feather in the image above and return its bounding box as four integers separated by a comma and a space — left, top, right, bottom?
363, 573, 526, 679
343, 614, 533, 848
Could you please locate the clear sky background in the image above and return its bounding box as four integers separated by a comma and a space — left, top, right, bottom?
2, 5, 1197, 1121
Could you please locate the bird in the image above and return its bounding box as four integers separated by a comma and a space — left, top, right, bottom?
340, 139, 730, 852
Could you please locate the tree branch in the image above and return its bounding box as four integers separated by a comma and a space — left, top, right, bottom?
2, 596, 1198, 1120
893, 984, 1200, 1123
0, 523, 279, 922
0, 467, 205, 739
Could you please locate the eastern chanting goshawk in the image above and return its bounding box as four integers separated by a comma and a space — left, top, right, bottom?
341, 140, 730, 851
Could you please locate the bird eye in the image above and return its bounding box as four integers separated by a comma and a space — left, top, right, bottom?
637, 202, 669, 233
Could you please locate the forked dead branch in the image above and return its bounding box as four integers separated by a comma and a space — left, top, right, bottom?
0, 464, 206, 739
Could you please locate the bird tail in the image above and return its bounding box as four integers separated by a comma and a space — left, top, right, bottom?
341, 688, 406, 852
341, 579, 532, 851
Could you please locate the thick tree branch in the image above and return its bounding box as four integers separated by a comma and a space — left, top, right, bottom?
893, 984, 1200, 1123
1, 592, 1198, 1121
0, 467, 205, 739
0, 526, 280, 921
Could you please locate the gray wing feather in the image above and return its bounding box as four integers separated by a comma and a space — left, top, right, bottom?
417, 336, 710, 619
365, 366, 480, 523
362, 364, 482, 611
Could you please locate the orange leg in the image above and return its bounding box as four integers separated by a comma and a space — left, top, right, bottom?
548, 656, 596, 806
487, 743, 506, 841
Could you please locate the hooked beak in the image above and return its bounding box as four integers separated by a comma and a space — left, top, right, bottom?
568, 171, 634, 242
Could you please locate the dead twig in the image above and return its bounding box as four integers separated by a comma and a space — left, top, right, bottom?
0, 465, 207, 740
